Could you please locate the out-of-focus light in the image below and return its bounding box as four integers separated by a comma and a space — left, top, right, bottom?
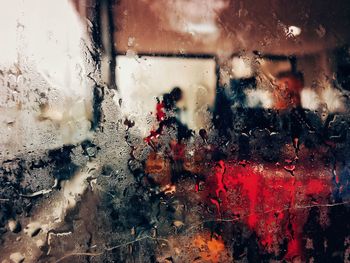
286, 26, 302, 37
144, 0, 229, 39
186, 22, 218, 35
231, 57, 253, 78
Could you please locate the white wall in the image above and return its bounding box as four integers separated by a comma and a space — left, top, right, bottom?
0, 0, 93, 159
116, 55, 217, 135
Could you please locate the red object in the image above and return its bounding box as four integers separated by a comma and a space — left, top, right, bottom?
206, 161, 330, 260
156, 102, 166, 121
144, 102, 165, 144
274, 76, 303, 110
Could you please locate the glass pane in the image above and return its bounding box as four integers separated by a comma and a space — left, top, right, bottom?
1, 0, 350, 262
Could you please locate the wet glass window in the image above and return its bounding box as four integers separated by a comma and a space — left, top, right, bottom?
1, 0, 350, 262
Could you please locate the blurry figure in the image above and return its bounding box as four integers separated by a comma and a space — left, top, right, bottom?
273, 72, 303, 110
213, 85, 234, 139
274, 72, 315, 155
231, 77, 257, 107
163, 86, 183, 111
145, 87, 192, 145
145, 87, 194, 186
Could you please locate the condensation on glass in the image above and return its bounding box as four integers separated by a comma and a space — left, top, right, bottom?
0, 1, 350, 262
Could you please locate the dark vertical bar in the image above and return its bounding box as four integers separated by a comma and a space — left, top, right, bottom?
289, 55, 297, 73
100, 0, 117, 90
107, 0, 117, 90
90, 0, 104, 130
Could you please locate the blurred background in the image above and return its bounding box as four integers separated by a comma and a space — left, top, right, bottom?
1, 0, 350, 154
72, 0, 350, 140
1, 1, 350, 262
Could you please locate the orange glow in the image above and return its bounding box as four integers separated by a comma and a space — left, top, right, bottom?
193, 234, 226, 263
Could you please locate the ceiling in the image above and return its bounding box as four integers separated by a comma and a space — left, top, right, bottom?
114, 0, 350, 56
